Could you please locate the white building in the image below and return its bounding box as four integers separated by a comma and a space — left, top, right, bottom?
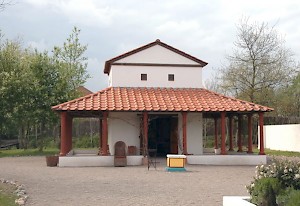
53, 39, 272, 166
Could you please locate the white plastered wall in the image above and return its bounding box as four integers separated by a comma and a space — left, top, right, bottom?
114, 45, 199, 65
108, 112, 140, 155
178, 112, 203, 155
109, 65, 202, 88
108, 44, 203, 88
259, 124, 300, 152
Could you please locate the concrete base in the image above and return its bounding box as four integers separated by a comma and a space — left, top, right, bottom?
59, 155, 143, 167
187, 155, 267, 166
165, 167, 186, 172
223, 196, 255, 206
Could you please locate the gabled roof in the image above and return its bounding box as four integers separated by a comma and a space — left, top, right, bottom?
77, 86, 93, 96
104, 39, 208, 74
52, 87, 273, 112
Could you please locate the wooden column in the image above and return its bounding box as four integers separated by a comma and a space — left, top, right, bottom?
101, 111, 108, 155
220, 111, 227, 155
182, 112, 187, 155
259, 112, 265, 155
247, 114, 253, 153
99, 119, 102, 150
67, 115, 73, 153
143, 112, 148, 156
60, 112, 72, 156
228, 115, 234, 151
214, 117, 218, 149
237, 115, 243, 152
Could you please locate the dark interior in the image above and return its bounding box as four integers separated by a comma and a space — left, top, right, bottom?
148, 116, 178, 156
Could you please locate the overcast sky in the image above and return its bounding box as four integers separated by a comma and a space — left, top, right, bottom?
1, 0, 300, 92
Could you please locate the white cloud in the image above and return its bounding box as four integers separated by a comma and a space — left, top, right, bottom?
27, 39, 49, 51
5, 0, 300, 92
25, 0, 117, 27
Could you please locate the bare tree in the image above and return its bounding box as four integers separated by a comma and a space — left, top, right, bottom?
0, 0, 12, 11
219, 17, 296, 104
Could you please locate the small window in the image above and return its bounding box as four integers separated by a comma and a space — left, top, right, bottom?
141, 74, 147, 81
168, 74, 174, 81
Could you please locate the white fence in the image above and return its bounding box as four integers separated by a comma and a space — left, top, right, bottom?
259, 124, 300, 152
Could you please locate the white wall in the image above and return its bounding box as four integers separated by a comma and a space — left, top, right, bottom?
115, 45, 199, 65
108, 112, 140, 155
178, 112, 203, 155
259, 124, 300, 152
110, 65, 203, 88
108, 44, 203, 88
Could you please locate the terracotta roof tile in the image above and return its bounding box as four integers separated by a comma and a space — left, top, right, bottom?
52, 87, 273, 112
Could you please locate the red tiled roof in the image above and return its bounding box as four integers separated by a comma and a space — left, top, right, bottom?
77, 86, 93, 96
104, 39, 208, 74
52, 87, 273, 112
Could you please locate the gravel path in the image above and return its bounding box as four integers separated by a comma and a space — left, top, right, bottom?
0, 157, 256, 206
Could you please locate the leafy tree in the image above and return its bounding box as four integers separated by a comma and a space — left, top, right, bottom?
53, 26, 89, 97
219, 17, 297, 105
0, 27, 89, 150
275, 71, 300, 117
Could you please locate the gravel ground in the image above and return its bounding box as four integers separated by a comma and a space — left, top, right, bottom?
0, 156, 256, 206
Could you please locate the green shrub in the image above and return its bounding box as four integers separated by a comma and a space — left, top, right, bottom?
253, 158, 300, 190
277, 188, 300, 206
248, 177, 283, 205
247, 158, 300, 206
73, 136, 99, 148
286, 189, 300, 206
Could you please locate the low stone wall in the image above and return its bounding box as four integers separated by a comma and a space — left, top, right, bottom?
187, 155, 267, 166
59, 155, 143, 167
259, 124, 300, 152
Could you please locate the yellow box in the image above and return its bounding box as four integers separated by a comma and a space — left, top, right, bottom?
166, 155, 186, 168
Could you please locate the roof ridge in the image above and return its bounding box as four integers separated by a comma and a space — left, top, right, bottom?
103, 40, 208, 74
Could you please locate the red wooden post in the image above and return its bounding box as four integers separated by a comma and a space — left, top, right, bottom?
229, 115, 234, 151
67, 115, 73, 153
182, 112, 187, 155
220, 111, 227, 155
247, 114, 253, 153
143, 112, 148, 156
259, 112, 265, 155
102, 111, 108, 155
237, 115, 243, 152
60, 112, 72, 156
214, 117, 218, 149
99, 119, 102, 152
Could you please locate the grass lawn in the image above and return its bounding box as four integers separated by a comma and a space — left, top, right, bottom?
0, 148, 59, 158
0, 182, 18, 206
262, 148, 300, 157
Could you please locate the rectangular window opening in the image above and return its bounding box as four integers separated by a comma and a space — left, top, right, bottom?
141, 74, 147, 81
168, 74, 174, 81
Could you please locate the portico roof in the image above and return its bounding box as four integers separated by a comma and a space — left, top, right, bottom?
52, 87, 273, 113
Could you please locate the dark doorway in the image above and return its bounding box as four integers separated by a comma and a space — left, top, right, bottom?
148, 116, 178, 156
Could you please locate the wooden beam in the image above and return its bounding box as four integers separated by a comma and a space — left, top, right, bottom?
60, 112, 72, 156
143, 112, 148, 156
220, 111, 227, 155
101, 112, 108, 155
214, 117, 218, 149
229, 115, 234, 151
237, 115, 243, 152
259, 112, 265, 155
247, 114, 253, 153
182, 112, 187, 155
